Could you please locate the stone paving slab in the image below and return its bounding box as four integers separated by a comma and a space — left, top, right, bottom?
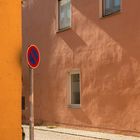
23, 125, 140, 140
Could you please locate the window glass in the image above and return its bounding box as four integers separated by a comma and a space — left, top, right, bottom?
114, 0, 120, 6
59, 0, 71, 30
114, 0, 120, 11
103, 0, 120, 16
71, 74, 80, 105
105, 0, 111, 9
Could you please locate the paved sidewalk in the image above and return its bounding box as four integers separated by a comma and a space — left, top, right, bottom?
23, 125, 140, 140
23, 126, 103, 140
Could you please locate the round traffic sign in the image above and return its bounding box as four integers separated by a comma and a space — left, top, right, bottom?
26, 45, 40, 69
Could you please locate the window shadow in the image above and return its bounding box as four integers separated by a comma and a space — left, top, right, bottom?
72, 0, 140, 62
58, 29, 88, 52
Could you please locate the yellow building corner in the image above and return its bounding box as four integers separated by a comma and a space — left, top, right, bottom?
0, 0, 22, 139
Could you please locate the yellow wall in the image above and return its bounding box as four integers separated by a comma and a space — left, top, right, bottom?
0, 0, 21, 140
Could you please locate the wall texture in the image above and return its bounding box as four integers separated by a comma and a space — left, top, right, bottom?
0, 0, 22, 139
22, 0, 140, 136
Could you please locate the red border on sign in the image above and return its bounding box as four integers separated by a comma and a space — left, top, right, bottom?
26, 44, 40, 69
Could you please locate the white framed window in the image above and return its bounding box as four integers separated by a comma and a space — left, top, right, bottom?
58, 0, 71, 30
103, 0, 121, 16
68, 70, 80, 108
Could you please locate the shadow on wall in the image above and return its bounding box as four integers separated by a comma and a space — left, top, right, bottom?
17, 49, 22, 69
72, 0, 140, 62
58, 29, 88, 51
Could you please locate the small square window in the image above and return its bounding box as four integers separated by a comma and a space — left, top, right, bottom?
58, 0, 71, 30
103, 0, 121, 16
68, 71, 80, 107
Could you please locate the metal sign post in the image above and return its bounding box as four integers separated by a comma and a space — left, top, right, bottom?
26, 45, 40, 140
30, 68, 34, 140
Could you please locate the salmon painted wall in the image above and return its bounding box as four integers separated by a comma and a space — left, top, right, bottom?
22, 0, 140, 136
0, 0, 22, 139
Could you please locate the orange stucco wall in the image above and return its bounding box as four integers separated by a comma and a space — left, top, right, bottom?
22, 0, 140, 137
0, 0, 22, 139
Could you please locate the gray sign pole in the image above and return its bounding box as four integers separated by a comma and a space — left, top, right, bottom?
30, 68, 34, 140
27, 44, 40, 140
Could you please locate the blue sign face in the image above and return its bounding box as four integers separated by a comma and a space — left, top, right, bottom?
27, 45, 40, 69
29, 48, 39, 64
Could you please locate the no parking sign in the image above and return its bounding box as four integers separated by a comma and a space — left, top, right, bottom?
26, 44, 40, 140
26, 44, 40, 69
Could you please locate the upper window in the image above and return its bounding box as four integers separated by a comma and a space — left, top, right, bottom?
103, 0, 121, 16
58, 0, 71, 30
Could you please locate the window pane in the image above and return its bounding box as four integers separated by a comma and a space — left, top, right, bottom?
59, 0, 71, 29
104, 0, 120, 16
114, 0, 120, 6
105, 0, 111, 9
104, 0, 113, 15
71, 74, 80, 104
113, 0, 120, 11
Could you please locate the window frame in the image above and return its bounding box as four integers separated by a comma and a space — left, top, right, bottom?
100, 0, 121, 17
67, 70, 81, 108
58, 0, 72, 32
